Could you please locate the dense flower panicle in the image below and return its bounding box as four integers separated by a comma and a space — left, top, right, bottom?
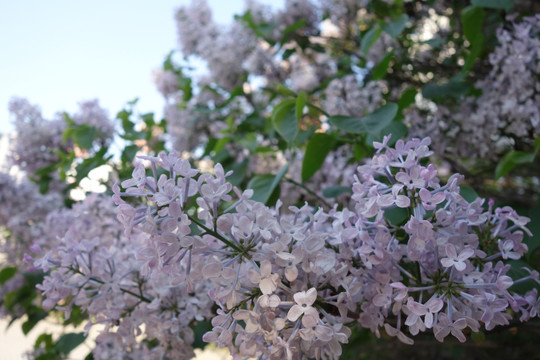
175, 0, 216, 57
8, 97, 67, 174
0, 172, 63, 318
0, 173, 62, 264
166, 0, 401, 153
408, 14, 540, 160
152, 69, 179, 98
33, 137, 532, 359
2, 1, 539, 358
8, 97, 113, 174
72, 99, 114, 142
30, 194, 214, 359
324, 76, 386, 117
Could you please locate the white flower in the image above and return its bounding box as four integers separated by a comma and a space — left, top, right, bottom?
248, 260, 280, 295
287, 288, 318, 322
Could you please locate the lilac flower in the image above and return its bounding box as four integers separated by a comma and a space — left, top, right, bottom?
249, 260, 281, 295
419, 188, 445, 210
406, 297, 444, 328
433, 313, 468, 342
440, 244, 475, 271
287, 288, 318, 322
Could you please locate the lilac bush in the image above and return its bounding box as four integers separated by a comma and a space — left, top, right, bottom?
1, 0, 540, 359
25, 136, 538, 359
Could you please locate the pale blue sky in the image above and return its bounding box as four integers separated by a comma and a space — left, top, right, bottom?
0, 0, 279, 135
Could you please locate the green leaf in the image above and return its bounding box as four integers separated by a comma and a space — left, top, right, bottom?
192, 321, 212, 349
371, 50, 394, 80
306, 101, 329, 117
281, 18, 308, 43
322, 186, 352, 198
294, 127, 316, 147
0, 267, 17, 285
237, 133, 259, 152
127, 97, 139, 106
141, 112, 155, 127
75, 147, 110, 182
35, 333, 54, 351
227, 159, 249, 186
214, 137, 232, 153
422, 78, 469, 99
358, 103, 398, 136
275, 84, 296, 97
236, 10, 276, 40
384, 207, 409, 226
73, 125, 97, 150
360, 27, 382, 56
55, 333, 86, 354
377, 120, 408, 145
282, 48, 296, 60
239, 114, 266, 132
302, 133, 335, 182
459, 185, 478, 202
33, 163, 58, 177
495, 151, 537, 179
219, 86, 244, 108
328, 103, 398, 136
179, 77, 193, 102
382, 14, 409, 38
121, 145, 139, 164
247, 176, 276, 203
22, 311, 48, 335
461, 6, 485, 71
328, 115, 364, 133
61, 127, 74, 143
247, 164, 289, 204
117, 109, 134, 132
471, 0, 514, 11
463, 35, 484, 72
397, 88, 417, 111
461, 6, 484, 44
353, 143, 369, 161
272, 100, 298, 143
534, 136, 540, 153
296, 91, 307, 122
329, 103, 398, 136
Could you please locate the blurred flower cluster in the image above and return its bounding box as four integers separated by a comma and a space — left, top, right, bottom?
1, 0, 539, 359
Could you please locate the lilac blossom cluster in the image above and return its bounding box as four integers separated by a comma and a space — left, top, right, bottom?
0, 173, 62, 317
30, 194, 214, 359
408, 14, 540, 160
29, 136, 538, 359
161, 0, 399, 154
172, 0, 395, 95
8, 97, 67, 174
175, 0, 256, 90
323, 76, 386, 117
72, 99, 114, 143
0, 174, 62, 265
8, 97, 114, 174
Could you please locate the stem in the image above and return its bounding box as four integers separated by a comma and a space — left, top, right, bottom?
69, 267, 152, 303
188, 215, 244, 254
284, 177, 333, 209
